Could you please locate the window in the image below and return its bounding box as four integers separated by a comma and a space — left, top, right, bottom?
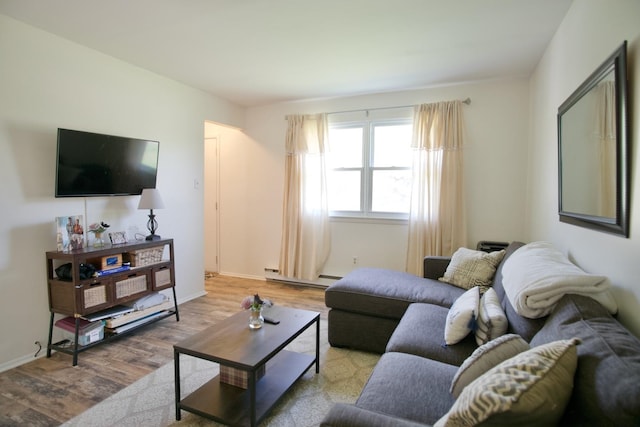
327, 109, 413, 219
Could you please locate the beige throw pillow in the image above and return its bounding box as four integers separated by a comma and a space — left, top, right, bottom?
475, 287, 508, 345
436, 338, 580, 427
450, 334, 529, 398
439, 248, 506, 292
444, 286, 480, 345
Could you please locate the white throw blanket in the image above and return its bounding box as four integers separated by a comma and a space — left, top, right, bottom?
502, 242, 618, 318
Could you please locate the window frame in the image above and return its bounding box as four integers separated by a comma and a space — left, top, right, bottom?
327, 109, 413, 221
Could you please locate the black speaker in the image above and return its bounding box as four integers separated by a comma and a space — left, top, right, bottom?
476, 241, 509, 253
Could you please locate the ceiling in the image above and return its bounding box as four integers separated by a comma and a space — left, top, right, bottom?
0, 0, 573, 107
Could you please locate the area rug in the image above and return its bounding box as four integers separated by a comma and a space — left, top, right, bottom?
62, 322, 379, 426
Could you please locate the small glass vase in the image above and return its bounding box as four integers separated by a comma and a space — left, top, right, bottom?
93, 232, 105, 247
249, 307, 264, 329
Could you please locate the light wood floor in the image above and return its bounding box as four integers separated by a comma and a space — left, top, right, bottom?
0, 275, 328, 426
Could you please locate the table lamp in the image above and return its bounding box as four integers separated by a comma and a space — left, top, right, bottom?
138, 188, 165, 241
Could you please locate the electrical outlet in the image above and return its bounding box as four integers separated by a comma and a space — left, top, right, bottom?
352, 256, 358, 265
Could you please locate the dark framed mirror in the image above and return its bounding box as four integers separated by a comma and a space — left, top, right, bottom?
558, 41, 629, 237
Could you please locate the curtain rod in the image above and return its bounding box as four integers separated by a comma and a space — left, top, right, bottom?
284, 98, 471, 120
325, 97, 471, 116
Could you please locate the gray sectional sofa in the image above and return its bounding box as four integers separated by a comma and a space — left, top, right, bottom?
322, 241, 640, 426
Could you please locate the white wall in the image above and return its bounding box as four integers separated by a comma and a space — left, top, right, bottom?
0, 15, 244, 370
218, 78, 531, 279
527, 0, 640, 336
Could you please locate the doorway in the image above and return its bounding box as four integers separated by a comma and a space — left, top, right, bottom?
204, 126, 220, 276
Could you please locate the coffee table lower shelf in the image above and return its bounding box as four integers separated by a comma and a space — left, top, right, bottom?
177, 350, 315, 426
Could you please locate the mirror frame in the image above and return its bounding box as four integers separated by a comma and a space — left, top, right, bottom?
557, 41, 629, 237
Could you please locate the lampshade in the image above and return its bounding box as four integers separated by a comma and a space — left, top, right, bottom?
138, 188, 165, 210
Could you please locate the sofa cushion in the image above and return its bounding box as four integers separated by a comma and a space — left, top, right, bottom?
436, 338, 580, 427
439, 247, 505, 292
503, 299, 546, 342
475, 287, 508, 345
489, 241, 524, 299
387, 303, 478, 366
444, 286, 479, 345
321, 403, 428, 427
356, 352, 458, 425
530, 293, 640, 426
325, 267, 465, 319
450, 334, 529, 398
491, 241, 546, 342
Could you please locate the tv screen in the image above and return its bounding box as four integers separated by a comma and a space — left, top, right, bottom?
55, 128, 159, 197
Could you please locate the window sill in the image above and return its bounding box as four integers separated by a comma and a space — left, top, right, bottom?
329, 215, 408, 225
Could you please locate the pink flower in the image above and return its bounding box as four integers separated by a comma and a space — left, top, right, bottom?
240, 294, 273, 310
88, 221, 110, 234
240, 295, 255, 310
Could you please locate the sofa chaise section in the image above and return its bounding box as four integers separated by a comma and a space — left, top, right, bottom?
325, 266, 465, 353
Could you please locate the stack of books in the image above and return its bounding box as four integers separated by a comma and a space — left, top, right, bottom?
89, 253, 132, 277
95, 264, 130, 276
103, 298, 173, 334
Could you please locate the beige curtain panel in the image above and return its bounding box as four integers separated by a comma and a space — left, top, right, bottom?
596, 80, 616, 217
406, 100, 467, 275
279, 114, 331, 281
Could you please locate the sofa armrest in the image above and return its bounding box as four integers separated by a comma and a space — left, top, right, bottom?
321, 403, 430, 427
423, 256, 451, 280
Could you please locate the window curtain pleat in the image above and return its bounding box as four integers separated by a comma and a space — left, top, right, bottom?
279, 114, 330, 281
406, 101, 467, 275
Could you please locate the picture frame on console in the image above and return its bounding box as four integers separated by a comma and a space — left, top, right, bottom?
55, 215, 85, 251
109, 231, 127, 245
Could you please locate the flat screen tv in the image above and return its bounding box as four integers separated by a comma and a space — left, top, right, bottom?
55, 128, 159, 197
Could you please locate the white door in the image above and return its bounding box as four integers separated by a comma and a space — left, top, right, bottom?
204, 134, 219, 274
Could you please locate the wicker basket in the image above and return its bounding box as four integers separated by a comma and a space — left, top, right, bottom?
155, 268, 171, 287
84, 285, 107, 308
129, 246, 164, 267
115, 275, 147, 299
220, 365, 266, 389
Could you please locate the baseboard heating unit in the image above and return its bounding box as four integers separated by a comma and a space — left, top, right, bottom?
264, 268, 340, 288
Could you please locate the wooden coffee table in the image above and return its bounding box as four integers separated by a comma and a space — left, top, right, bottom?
174, 306, 320, 426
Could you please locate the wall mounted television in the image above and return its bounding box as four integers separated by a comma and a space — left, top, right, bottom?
55, 128, 159, 197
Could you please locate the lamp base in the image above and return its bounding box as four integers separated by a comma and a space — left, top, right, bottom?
145, 234, 162, 241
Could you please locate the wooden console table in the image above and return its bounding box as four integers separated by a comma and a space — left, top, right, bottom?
45, 238, 179, 365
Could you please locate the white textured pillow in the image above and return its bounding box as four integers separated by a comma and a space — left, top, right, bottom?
444, 286, 480, 345
450, 334, 529, 397
475, 287, 508, 345
439, 248, 506, 292
436, 338, 580, 427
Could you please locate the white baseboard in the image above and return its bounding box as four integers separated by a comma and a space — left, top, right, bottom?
0, 352, 46, 373
218, 271, 266, 281
177, 290, 207, 304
